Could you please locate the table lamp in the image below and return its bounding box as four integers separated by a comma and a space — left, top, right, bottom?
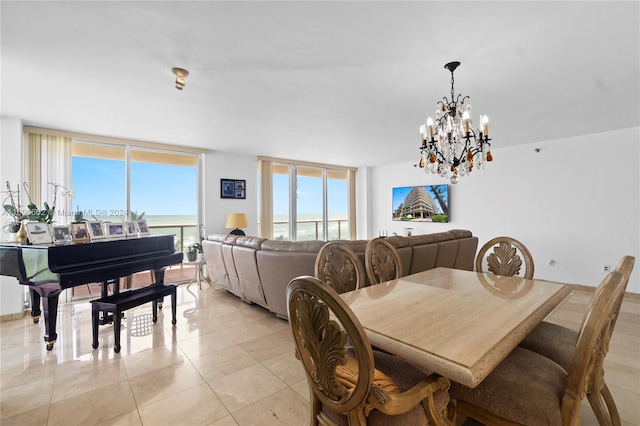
225, 213, 248, 236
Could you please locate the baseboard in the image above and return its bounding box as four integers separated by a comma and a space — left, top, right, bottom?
0, 309, 29, 323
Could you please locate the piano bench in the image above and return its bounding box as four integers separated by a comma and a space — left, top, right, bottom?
91, 283, 177, 353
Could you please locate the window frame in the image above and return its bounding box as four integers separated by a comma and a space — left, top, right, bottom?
258, 156, 356, 241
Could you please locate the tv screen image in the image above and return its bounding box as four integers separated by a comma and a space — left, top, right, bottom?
392, 185, 449, 223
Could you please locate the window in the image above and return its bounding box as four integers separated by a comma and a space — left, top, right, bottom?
72, 142, 199, 249
259, 158, 355, 241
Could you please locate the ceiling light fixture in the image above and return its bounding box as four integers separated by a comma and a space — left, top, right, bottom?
419, 61, 492, 184
172, 67, 189, 90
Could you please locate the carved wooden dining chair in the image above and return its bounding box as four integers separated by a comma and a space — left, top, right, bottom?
315, 242, 366, 294
475, 236, 534, 279
365, 238, 403, 284
450, 269, 627, 426
287, 275, 454, 425
519, 255, 635, 425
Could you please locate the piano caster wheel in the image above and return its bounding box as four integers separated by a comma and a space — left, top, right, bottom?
33, 318, 40, 324
46, 343, 54, 351
114, 345, 121, 353
92, 342, 98, 349
158, 302, 163, 310
172, 319, 176, 325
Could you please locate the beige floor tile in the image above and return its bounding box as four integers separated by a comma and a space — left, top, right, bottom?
240, 329, 295, 362
606, 382, 640, 422
51, 359, 129, 403
261, 351, 307, 386
178, 330, 238, 359
209, 364, 288, 413
222, 319, 289, 345
208, 415, 240, 425
130, 359, 205, 407
96, 410, 142, 426
0, 376, 54, 419
47, 380, 137, 426
121, 345, 187, 378
191, 344, 258, 382
290, 379, 311, 403
0, 403, 50, 425
0, 359, 56, 391
231, 387, 310, 426
138, 383, 229, 425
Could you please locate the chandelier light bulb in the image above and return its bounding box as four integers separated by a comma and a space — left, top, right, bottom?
418, 61, 492, 183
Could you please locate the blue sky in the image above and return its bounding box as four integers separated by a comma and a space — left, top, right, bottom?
72, 157, 197, 216
73, 157, 347, 218
273, 174, 348, 216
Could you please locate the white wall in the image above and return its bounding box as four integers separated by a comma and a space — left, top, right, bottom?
367, 127, 640, 293
0, 116, 27, 315
202, 151, 258, 237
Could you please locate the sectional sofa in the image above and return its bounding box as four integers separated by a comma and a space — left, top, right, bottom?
202, 229, 478, 318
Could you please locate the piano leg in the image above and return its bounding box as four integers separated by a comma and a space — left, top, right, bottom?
29, 284, 62, 350
30, 289, 41, 324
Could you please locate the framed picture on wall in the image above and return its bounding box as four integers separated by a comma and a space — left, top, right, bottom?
221, 179, 246, 199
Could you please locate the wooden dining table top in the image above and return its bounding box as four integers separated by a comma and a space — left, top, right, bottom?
340, 267, 571, 388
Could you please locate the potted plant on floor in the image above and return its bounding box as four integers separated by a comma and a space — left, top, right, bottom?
185, 243, 202, 262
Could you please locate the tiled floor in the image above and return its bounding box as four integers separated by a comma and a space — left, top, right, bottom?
1, 283, 638, 425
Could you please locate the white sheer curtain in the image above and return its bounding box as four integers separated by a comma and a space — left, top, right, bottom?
24, 133, 73, 225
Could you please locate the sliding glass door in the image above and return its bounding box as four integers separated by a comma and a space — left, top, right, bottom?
261, 158, 355, 241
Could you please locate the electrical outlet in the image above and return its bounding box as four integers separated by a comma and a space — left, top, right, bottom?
603, 265, 610, 272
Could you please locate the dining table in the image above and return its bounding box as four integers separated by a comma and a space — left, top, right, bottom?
339, 267, 571, 388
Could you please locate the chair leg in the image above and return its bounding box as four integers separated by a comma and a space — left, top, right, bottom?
601, 384, 621, 426
587, 390, 615, 426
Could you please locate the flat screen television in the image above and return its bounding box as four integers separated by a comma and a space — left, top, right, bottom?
392, 184, 449, 223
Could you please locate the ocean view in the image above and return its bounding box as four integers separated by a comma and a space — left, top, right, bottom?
272, 213, 348, 241
47, 213, 349, 246
67, 214, 200, 250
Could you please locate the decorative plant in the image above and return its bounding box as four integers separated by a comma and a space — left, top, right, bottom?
3, 181, 24, 230
186, 243, 202, 253
3, 181, 75, 225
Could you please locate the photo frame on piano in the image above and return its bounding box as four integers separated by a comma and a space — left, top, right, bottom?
107, 223, 126, 239
52, 225, 72, 244
136, 219, 150, 235
25, 222, 53, 245
71, 222, 90, 243
125, 221, 137, 236
87, 221, 107, 240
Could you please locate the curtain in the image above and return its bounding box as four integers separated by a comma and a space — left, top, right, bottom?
24, 133, 73, 224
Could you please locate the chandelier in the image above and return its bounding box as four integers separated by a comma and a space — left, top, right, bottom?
419, 61, 492, 184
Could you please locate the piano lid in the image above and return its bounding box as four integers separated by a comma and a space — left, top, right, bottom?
0, 234, 182, 288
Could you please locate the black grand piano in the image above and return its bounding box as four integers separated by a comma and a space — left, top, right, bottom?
0, 234, 183, 350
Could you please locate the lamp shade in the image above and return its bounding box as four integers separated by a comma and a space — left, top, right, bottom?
225, 213, 248, 229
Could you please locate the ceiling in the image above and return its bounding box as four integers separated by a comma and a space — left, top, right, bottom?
1, 1, 638, 168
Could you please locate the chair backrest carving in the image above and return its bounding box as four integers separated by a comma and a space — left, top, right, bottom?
315, 242, 366, 294
287, 275, 374, 421
365, 238, 403, 284
475, 236, 534, 279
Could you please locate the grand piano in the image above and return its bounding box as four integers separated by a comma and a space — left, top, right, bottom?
0, 234, 183, 350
